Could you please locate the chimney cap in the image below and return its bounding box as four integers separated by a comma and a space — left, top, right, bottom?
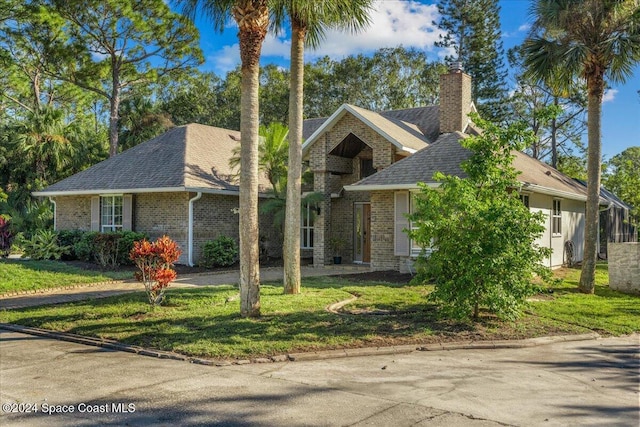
449, 61, 464, 73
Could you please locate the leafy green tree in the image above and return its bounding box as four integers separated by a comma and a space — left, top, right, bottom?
435, 0, 508, 122
158, 71, 226, 127
119, 96, 174, 151
557, 153, 588, 181
603, 147, 640, 218
180, 0, 270, 318
524, 0, 640, 294
47, 0, 202, 157
507, 46, 587, 168
303, 48, 445, 118
272, 0, 373, 294
410, 116, 551, 321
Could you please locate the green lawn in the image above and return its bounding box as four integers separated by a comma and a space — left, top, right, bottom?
528, 263, 640, 335
0, 263, 637, 359
0, 259, 131, 294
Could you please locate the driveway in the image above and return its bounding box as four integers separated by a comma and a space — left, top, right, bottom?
1, 330, 638, 426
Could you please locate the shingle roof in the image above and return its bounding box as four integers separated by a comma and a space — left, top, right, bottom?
348, 132, 469, 187
302, 104, 442, 150
35, 123, 271, 196
347, 132, 589, 200
380, 106, 440, 142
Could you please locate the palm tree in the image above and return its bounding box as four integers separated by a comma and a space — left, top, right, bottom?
272, 0, 373, 295
524, 0, 640, 294
229, 122, 289, 196
179, 0, 269, 317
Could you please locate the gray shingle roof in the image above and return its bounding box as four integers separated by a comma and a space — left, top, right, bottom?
35, 123, 271, 195
302, 105, 441, 148
348, 132, 589, 200
350, 132, 469, 187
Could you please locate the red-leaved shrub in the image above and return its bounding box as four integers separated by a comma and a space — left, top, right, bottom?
130, 236, 181, 306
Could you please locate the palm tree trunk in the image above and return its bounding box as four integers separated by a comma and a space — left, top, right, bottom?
579, 78, 604, 294
283, 21, 305, 295
234, 0, 268, 317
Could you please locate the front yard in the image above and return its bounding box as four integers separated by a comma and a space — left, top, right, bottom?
1, 262, 637, 359
0, 259, 131, 294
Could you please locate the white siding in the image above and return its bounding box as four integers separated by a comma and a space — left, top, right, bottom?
529, 193, 585, 268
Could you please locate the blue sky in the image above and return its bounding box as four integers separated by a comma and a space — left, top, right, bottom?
189, 0, 639, 159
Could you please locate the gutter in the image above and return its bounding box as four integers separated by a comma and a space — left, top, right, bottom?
344, 183, 439, 192
32, 187, 272, 198
187, 191, 202, 267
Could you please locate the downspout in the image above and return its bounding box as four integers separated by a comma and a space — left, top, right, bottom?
48, 197, 57, 231
188, 192, 202, 267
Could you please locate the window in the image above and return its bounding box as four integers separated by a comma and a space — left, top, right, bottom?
552, 199, 562, 235
360, 158, 376, 179
301, 203, 315, 249
520, 194, 530, 208
101, 195, 123, 232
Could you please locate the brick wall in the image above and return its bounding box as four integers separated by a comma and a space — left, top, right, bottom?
439, 70, 472, 134
370, 191, 401, 271
55, 196, 92, 230
609, 243, 640, 295
135, 192, 189, 263
308, 112, 398, 266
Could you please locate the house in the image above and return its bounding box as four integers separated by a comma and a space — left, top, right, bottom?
33, 124, 279, 265
37, 65, 616, 272
302, 64, 590, 271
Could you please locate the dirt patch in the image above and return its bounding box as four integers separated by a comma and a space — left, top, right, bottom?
337, 270, 413, 284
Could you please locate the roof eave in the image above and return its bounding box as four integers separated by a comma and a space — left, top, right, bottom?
344, 183, 439, 192
302, 104, 425, 156
520, 183, 587, 201
33, 187, 272, 198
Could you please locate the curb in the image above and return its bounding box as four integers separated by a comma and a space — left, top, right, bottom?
0, 280, 132, 299
0, 322, 601, 366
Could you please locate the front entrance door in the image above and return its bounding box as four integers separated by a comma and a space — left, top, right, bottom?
354, 203, 371, 263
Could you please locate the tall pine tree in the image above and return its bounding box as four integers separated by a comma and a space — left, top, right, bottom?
435, 0, 508, 122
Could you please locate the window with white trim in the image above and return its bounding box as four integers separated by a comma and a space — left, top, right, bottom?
101, 195, 123, 232
552, 199, 562, 235
520, 194, 530, 208
301, 203, 315, 249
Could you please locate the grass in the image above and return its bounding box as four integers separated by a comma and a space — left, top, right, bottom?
528, 263, 640, 335
0, 262, 637, 359
0, 259, 131, 294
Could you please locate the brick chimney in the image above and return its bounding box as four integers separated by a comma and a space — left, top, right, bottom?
439, 62, 472, 134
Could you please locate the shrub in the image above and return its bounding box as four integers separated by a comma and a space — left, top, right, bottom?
57, 230, 85, 260
115, 231, 147, 265
72, 231, 147, 267
130, 235, 182, 306
409, 116, 551, 321
0, 217, 15, 258
20, 229, 70, 260
200, 236, 238, 268
74, 231, 100, 262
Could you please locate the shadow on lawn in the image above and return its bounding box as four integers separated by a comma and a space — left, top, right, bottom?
5, 285, 482, 358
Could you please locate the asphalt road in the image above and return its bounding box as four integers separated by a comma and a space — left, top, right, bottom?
0, 330, 638, 426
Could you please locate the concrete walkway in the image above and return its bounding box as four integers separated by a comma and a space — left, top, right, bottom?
1, 329, 638, 426
0, 264, 370, 309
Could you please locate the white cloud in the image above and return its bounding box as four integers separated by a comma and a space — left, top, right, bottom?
208, 44, 240, 74
603, 89, 618, 103
205, 0, 445, 72
306, 0, 444, 59
518, 23, 531, 32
